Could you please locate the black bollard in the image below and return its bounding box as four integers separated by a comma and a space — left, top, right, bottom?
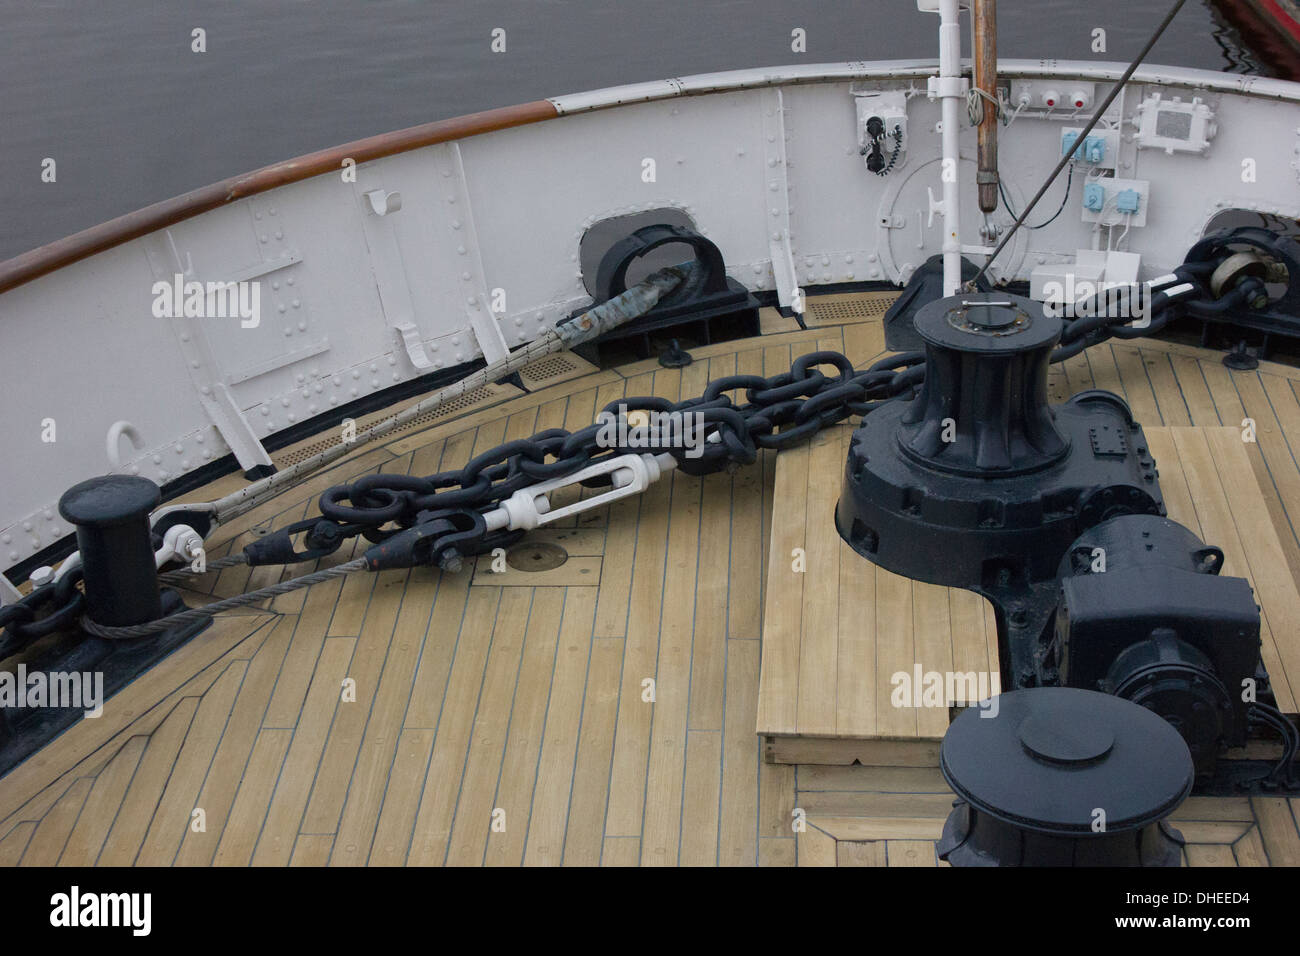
58, 475, 162, 627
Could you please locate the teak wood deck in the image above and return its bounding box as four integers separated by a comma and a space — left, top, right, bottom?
3, 295, 1300, 867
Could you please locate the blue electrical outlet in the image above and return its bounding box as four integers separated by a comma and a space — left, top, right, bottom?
1116, 189, 1141, 213
1062, 130, 1081, 160
1083, 183, 1106, 212
1084, 135, 1106, 164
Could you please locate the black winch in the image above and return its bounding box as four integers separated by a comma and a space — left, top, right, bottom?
836, 292, 1163, 686
1055, 514, 1261, 775
937, 687, 1193, 866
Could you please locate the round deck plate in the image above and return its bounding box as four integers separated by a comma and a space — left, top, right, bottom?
506, 541, 569, 572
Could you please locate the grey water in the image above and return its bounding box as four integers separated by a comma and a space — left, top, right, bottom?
0, 0, 1268, 263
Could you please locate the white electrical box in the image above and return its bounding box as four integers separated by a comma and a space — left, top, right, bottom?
1135, 93, 1217, 155
1030, 251, 1107, 303
854, 91, 909, 174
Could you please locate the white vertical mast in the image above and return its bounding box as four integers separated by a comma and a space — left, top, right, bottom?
920, 0, 966, 296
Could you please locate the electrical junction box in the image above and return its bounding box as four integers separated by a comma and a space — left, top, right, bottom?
1135, 93, 1217, 155
1061, 127, 1119, 169
1080, 178, 1149, 228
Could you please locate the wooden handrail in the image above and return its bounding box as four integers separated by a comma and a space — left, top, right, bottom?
0, 99, 559, 296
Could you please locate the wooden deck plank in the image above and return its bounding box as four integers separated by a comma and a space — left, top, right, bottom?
1253, 797, 1300, 866
135, 661, 249, 865
679, 731, 723, 866
797, 824, 837, 866
403, 567, 472, 729
330, 565, 443, 866
887, 839, 938, 867
57, 737, 148, 866
1112, 344, 1164, 426
289, 833, 335, 866
367, 729, 434, 866
560, 634, 624, 866
640, 451, 705, 865
212, 729, 292, 865
755, 441, 809, 736
837, 840, 887, 866
719, 639, 760, 867
444, 587, 534, 865
302, 568, 410, 834
520, 587, 597, 865
406, 585, 502, 865
1169, 355, 1221, 425
97, 697, 200, 865
688, 472, 732, 732
912, 581, 954, 739
1186, 844, 1238, 866
836, 535, 877, 736
19, 777, 92, 866
175, 616, 293, 865
795, 430, 843, 737
483, 587, 566, 867
250, 637, 357, 866
601, 836, 641, 866
0, 823, 36, 866
874, 568, 917, 739
1233, 826, 1270, 867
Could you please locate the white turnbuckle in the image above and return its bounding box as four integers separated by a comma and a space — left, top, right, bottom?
487, 452, 678, 533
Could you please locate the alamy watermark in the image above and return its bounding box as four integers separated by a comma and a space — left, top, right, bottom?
595, 404, 706, 459
1040, 275, 1152, 327
890, 664, 1000, 717
0, 664, 103, 718
151, 273, 261, 328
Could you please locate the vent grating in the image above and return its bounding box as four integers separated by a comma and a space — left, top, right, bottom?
274, 384, 503, 468
806, 291, 900, 327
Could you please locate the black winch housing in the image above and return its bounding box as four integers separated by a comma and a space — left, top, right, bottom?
1055, 514, 1261, 773
835, 292, 1163, 685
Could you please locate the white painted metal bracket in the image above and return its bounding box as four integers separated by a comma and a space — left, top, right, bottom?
143, 231, 275, 475
391, 322, 434, 370
0, 571, 21, 606
430, 142, 510, 364
761, 88, 800, 312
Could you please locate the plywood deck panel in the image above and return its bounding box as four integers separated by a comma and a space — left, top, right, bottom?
757, 425, 1001, 761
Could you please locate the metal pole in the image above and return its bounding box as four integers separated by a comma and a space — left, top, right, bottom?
973, 0, 999, 215
937, 0, 964, 295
